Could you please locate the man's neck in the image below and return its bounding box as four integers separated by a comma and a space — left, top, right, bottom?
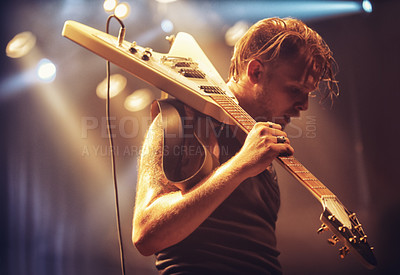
227, 77, 255, 116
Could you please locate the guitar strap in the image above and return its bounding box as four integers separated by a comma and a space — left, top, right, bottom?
150, 99, 217, 189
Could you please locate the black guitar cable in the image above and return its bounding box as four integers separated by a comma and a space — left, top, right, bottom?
105, 14, 126, 275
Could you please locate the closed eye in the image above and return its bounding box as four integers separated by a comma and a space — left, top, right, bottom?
289, 86, 305, 96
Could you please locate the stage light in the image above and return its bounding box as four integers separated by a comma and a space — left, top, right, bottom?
96, 74, 127, 99
6, 31, 37, 59
209, 1, 363, 23
161, 19, 174, 33
225, 21, 249, 47
36, 58, 56, 82
103, 0, 118, 12
124, 88, 153, 112
362, 0, 372, 13
114, 2, 130, 19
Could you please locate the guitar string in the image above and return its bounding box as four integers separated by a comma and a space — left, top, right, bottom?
327, 198, 351, 228
191, 61, 255, 131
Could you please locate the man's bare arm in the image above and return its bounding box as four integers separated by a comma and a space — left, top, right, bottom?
132, 114, 293, 256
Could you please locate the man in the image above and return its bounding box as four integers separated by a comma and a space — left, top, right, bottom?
132, 18, 338, 274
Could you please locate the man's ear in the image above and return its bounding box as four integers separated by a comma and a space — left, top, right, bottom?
247, 59, 264, 84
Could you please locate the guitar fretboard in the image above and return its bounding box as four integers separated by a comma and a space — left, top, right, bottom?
211, 94, 335, 201
210, 94, 255, 132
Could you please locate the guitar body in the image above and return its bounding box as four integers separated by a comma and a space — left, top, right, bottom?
62, 21, 239, 127
62, 20, 377, 269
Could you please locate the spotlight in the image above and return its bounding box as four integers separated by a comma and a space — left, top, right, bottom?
96, 74, 127, 99
161, 19, 174, 33
124, 88, 153, 112
6, 31, 37, 58
211, 1, 365, 23
114, 2, 130, 19
362, 0, 372, 13
36, 58, 56, 82
103, 0, 118, 12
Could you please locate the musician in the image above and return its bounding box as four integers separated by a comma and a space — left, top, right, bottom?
132, 18, 338, 274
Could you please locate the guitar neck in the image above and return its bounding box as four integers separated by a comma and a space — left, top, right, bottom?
211, 94, 335, 202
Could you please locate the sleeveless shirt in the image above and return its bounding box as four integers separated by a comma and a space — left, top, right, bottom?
154, 101, 282, 274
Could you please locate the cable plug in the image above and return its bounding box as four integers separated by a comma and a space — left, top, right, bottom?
118, 27, 126, 46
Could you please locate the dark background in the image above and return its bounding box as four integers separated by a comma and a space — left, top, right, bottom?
1, 0, 399, 274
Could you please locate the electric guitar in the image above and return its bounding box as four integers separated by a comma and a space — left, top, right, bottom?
62, 20, 377, 269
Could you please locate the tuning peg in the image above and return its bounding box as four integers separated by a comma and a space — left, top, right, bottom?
338, 226, 346, 232
327, 235, 339, 246
328, 215, 336, 221
317, 224, 328, 234
339, 246, 350, 259
349, 236, 357, 244
360, 235, 368, 243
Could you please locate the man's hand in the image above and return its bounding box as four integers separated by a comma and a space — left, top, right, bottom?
235, 122, 294, 177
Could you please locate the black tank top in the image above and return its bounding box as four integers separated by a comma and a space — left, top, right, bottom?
155, 123, 282, 275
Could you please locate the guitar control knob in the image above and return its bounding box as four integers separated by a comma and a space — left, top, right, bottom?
339, 246, 350, 259
129, 41, 137, 54
142, 47, 153, 61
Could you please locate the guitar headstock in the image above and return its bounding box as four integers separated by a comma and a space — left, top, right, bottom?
317, 196, 377, 269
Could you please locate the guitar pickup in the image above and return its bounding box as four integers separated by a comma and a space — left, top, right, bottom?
179, 68, 205, 78
200, 85, 224, 94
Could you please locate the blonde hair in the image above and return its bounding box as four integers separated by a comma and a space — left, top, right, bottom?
229, 18, 339, 102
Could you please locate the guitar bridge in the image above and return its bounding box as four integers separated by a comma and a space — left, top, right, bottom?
174, 61, 196, 67
161, 56, 196, 68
